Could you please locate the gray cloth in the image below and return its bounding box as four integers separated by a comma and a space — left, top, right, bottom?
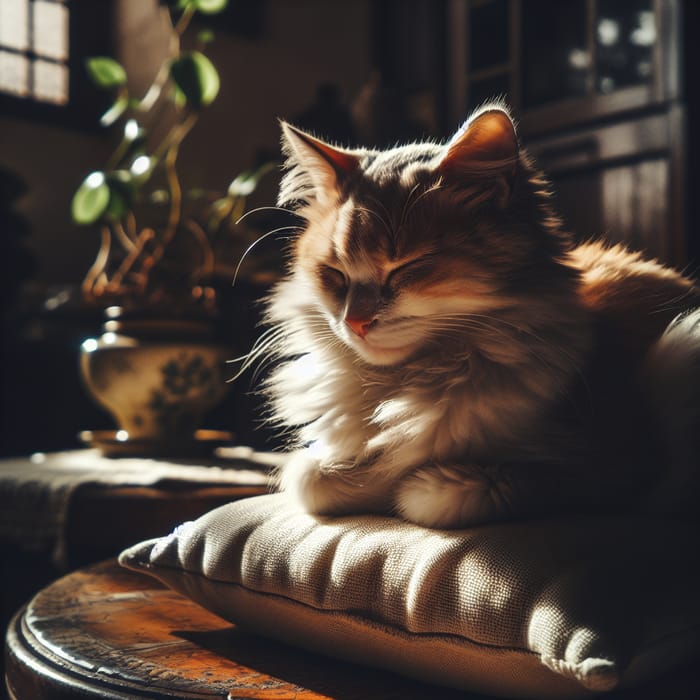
0, 447, 277, 566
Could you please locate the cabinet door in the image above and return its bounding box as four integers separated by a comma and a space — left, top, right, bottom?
448, 0, 680, 133
527, 110, 685, 264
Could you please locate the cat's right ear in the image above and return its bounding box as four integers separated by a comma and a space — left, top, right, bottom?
438, 108, 519, 206
279, 122, 359, 207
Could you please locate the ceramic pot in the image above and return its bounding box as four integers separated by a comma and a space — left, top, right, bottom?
80, 306, 231, 453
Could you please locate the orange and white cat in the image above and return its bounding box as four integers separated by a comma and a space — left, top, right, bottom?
254, 104, 700, 528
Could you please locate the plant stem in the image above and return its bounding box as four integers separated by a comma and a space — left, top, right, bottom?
148, 111, 198, 269
82, 225, 112, 299
138, 5, 188, 112
108, 227, 155, 294
174, 4, 195, 36
113, 219, 137, 252
103, 87, 131, 169
184, 218, 215, 282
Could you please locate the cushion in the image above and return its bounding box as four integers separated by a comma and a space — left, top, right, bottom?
119, 493, 700, 699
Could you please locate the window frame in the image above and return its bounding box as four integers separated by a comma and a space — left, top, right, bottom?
0, 0, 115, 130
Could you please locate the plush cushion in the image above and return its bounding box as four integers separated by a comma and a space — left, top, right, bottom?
119, 493, 699, 699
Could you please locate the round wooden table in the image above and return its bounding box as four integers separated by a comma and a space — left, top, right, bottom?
6, 561, 698, 699
4, 560, 475, 699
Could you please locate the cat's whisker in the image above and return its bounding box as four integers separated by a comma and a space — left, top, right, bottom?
232, 225, 300, 288
455, 313, 593, 406
463, 312, 584, 364
403, 180, 443, 222
355, 204, 393, 240
417, 313, 581, 390
235, 205, 297, 225
651, 285, 698, 315
230, 324, 291, 383
398, 183, 421, 229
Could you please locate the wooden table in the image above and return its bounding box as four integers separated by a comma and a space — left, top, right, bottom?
5, 560, 478, 699
5, 563, 699, 699
0, 449, 276, 698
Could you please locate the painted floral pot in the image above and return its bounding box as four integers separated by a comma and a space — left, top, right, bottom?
80, 306, 231, 453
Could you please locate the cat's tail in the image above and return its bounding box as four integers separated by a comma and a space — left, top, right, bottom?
643, 308, 700, 514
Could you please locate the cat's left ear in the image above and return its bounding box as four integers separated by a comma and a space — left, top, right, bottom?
439, 108, 519, 206
279, 122, 360, 206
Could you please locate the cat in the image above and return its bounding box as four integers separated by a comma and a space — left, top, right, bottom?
249, 103, 700, 528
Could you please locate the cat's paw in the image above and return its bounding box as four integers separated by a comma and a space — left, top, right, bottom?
276, 450, 338, 514
277, 449, 393, 516
395, 464, 514, 528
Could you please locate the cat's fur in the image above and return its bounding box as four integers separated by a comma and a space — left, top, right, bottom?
253, 104, 700, 528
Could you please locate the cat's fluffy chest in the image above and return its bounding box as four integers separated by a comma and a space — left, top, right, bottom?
271, 323, 570, 476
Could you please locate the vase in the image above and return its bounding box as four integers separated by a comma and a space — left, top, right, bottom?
79, 305, 232, 456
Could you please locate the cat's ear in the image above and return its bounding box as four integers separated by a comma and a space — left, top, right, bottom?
439, 108, 518, 206
279, 121, 359, 207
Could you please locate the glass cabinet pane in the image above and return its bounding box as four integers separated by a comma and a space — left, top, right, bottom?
596, 0, 655, 94
469, 0, 509, 72
522, 0, 589, 108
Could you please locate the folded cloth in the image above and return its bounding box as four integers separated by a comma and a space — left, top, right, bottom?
0, 446, 278, 567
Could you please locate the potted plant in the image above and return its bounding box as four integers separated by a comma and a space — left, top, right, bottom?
74, 0, 272, 456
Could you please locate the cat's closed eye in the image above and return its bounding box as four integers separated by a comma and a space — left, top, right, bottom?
385, 257, 433, 288
319, 264, 347, 293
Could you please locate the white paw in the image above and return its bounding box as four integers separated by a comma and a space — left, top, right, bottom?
277, 449, 393, 516
277, 450, 336, 513
396, 464, 513, 528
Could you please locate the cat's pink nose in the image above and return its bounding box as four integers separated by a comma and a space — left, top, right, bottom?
345, 316, 374, 338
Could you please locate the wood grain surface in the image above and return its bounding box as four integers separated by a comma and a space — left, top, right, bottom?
4, 560, 480, 699
6, 561, 698, 699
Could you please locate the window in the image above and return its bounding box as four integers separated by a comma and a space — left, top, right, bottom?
0, 0, 112, 128
0, 0, 70, 105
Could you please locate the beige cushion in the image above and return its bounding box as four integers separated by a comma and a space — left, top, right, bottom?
119, 493, 699, 698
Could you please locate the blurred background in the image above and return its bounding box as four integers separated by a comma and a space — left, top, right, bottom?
1, 0, 698, 458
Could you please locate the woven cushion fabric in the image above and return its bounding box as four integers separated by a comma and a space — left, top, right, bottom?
119, 493, 699, 699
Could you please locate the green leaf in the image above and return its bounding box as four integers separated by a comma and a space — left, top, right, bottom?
206, 196, 233, 231
72, 172, 110, 225
228, 162, 276, 197
105, 170, 135, 219
99, 92, 129, 127
228, 171, 257, 197
193, 0, 228, 13
86, 57, 127, 89
197, 29, 216, 44
169, 51, 220, 109
105, 188, 129, 220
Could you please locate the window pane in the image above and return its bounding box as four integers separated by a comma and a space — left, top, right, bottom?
32, 0, 68, 61
0, 49, 29, 96
0, 0, 30, 51
469, 0, 510, 72
522, 0, 589, 108
596, 0, 655, 94
33, 57, 68, 103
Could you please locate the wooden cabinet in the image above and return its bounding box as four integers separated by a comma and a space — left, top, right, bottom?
445, 0, 689, 265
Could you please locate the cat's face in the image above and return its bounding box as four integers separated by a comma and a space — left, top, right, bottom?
278, 107, 559, 366
293, 179, 508, 365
